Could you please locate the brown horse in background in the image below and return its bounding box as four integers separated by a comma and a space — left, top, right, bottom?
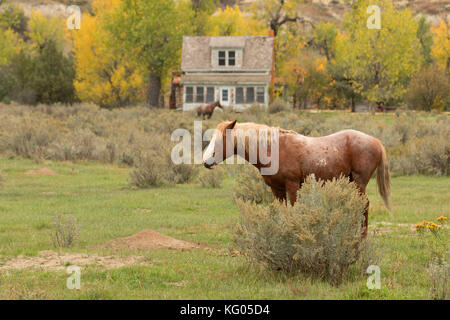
197, 101, 223, 119
202, 120, 391, 237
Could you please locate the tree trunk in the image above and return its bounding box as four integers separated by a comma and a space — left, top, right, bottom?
146, 73, 161, 108
351, 95, 356, 112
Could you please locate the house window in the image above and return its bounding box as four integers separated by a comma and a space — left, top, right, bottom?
218, 51, 226, 66
257, 87, 265, 103
217, 50, 236, 67
196, 87, 204, 103
221, 89, 229, 102
246, 87, 255, 103
185, 87, 193, 103
228, 51, 235, 66
206, 87, 215, 103
236, 87, 244, 104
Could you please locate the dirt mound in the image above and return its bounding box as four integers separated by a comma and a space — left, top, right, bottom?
0, 251, 145, 271
109, 229, 200, 251
25, 168, 59, 176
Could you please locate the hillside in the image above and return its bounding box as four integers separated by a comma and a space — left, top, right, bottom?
1, 0, 448, 25
241, 0, 449, 25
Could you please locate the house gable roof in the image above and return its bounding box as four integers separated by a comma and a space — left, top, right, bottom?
181, 36, 274, 71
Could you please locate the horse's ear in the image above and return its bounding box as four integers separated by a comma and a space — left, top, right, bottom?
227, 120, 237, 130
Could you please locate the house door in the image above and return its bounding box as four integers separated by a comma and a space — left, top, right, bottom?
220, 87, 231, 106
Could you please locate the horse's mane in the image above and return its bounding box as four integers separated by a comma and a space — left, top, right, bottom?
234, 122, 298, 135
228, 122, 297, 153
279, 128, 298, 135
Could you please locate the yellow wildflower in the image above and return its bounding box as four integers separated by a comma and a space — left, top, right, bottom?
436, 216, 448, 224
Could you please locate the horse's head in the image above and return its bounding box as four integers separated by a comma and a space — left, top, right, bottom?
216, 101, 223, 109
202, 120, 237, 169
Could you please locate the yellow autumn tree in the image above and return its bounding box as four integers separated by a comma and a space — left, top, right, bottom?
335, 0, 420, 103
0, 28, 23, 65
28, 11, 65, 50
431, 20, 450, 72
71, 0, 145, 108
280, 50, 332, 109
209, 6, 266, 36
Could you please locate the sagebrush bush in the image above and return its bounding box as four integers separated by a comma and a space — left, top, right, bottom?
197, 167, 224, 188
428, 253, 449, 300
129, 145, 196, 188
129, 152, 168, 187
51, 213, 79, 248
244, 103, 267, 115
232, 165, 274, 204
172, 162, 197, 185
234, 176, 368, 285
268, 99, 290, 114
390, 134, 449, 176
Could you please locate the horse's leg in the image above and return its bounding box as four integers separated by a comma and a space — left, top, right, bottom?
352, 172, 371, 238
270, 186, 286, 203
285, 180, 300, 206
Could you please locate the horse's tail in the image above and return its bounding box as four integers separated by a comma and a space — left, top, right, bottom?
377, 142, 392, 217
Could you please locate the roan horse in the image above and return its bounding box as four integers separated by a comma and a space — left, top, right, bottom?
202, 120, 391, 236
197, 101, 223, 119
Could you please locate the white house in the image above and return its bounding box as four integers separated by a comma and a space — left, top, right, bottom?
175, 35, 275, 112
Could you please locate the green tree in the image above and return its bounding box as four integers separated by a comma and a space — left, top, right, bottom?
4, 49, 35, 104
0, 27, 23, 65
190, 0, 216, 35
106, 0, 186, 108
27, 11, 65, 50
335, 0, 421, 103
0, 64, 17, 102
0, 3, 28, 36
313, 21, 337, 62
209, 5, 266, 36
417, 16, 433, 66
251, 0, 312, 37
29, 39, 76, 104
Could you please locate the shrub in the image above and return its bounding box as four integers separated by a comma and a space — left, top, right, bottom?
129, 145, 196, 188
390, 134, 450, 176
268, 99, 290, 114
197, 167, 224, 188
5, 120, 55, 159
234, 176, 368, 285
51, 213, 79, 248
405, 65, 450, 112
428, 253, 449, 300
232, 165, 274, 204
244, 102, 266, 114
172, 162, 197, 184
129, 151, 170, 188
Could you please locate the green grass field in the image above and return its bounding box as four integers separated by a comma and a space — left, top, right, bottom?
0, 157, 448, 299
